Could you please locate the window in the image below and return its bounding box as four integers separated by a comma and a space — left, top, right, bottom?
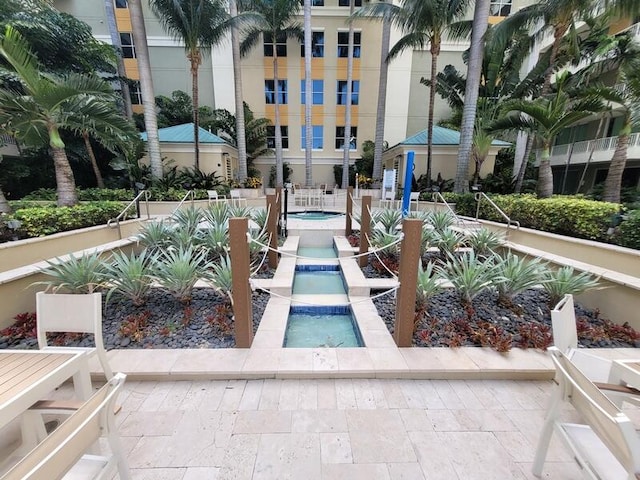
336, 80, 359, 105
338, 0, 362, 6
266, 126, 289, 149
337, 32, 361, 58
301, 31, 325, 57
335, 126, 357, 150
119, 33, 135, 58
115, 0, 128, 7
489, 0, 511, 16
301, 125, 324, 149
263, 32, 287, 57
129, 81, 142, 105
264, 80, 288, 104
301, 80, 324, 104
299, 0, 324, 5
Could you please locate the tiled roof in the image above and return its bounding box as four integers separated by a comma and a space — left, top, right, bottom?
140, 123, 226, 144
400, 126, 511, 146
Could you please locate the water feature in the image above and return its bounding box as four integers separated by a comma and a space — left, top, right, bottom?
283, 305, 364, 348
288, 211, 344, 220
292, 265, 346, 295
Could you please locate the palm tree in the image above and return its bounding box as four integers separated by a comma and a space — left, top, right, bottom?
104, 0, 133, 119
240, 0, 303, 188
341, 0, 356, 189
128, 0, 163, 181
230, 0, 248, 181
0, 155, 10, 213
303, 0, 313, 186
490, 73, 604, 198
453, 0, 490, 193
373, 10, 391, 183
0, 26, 135, 206
355, 0, 471, 187
149, 0, 234, 171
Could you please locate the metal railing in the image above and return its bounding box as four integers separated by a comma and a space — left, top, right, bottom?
474, 192, 520, 231
431, 191, 467, 227
173, 189, 195, 214
107, 190, 151, 238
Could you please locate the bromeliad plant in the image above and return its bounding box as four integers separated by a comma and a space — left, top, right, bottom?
435, 228, 465, 257
543, 266, 600, 307
416, 262, 442, 310
368, 229, 402, 276
103, 249, 157, 306
428, 210, 455, 233
37, 251, 107, 293
152, 246, 211, 304
371, 209, 403, 233
438, 251, 499, 306
466, 228, 504, 258
137, 220, 174, 253
206, 254, 233, 301
199, 223, 229, 261
171, 206, 203, 236
203, 202, 230, 226
494, 253, 547, 307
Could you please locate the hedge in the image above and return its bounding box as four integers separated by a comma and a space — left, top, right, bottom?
618, 210, 640, 250
10, 202, 127, 238
442, 193, 620, 242
21, 187, 212, 202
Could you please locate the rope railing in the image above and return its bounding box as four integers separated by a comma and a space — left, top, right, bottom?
364, 232, 399, 280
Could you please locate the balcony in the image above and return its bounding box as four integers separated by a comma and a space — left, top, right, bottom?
0, 134, 18, 157
540, 132, 640, 166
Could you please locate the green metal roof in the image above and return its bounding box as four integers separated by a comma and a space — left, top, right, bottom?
140, 123, 227, 144
399, 126, 511, 147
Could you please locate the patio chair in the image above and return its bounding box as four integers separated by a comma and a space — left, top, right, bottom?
36, 292, 113, 381
532, 347, 640, 479
207, 190, 226, 204
551, 294, 640, 406
2, 373, 131, 480
380, 189, 397, 209
229, 189, 247, 208
409, 191, 420, 211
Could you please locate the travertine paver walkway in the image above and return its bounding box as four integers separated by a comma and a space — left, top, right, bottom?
109, 378, 592, 479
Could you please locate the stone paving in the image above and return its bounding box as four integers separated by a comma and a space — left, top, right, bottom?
106, 377, 597, 480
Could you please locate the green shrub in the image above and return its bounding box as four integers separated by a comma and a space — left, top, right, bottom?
443, 194, 619, 242
12, 202, 126, 238
618, 210, 640, 249
78, 188, 134, 201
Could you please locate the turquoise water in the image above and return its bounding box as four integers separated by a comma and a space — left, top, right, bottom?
288, 211, 344, 220
297, 247, 338, 259
292, 271, 346, 295
284, 312, 363, 347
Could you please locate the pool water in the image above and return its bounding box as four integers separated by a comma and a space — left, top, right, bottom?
292, 270, 346, 295
288, 211, 344, 220
284, 306, 364, 348
297, 247, 338, 259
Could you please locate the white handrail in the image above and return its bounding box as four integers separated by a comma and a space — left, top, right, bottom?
107, 190, 150, 238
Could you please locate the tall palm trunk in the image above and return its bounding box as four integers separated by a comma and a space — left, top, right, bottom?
603, 116, 630, 203
49, 124, 78, 206
426, 39, 440, 187
537, 143, 553, 198
304, 0, 313, 186
373, 12, 390, 182
104, 0, 133, 119
129, 0, 163, 181
273, 36, 284, 187
454, 0, 490, 193
82, 131, 105, 188
189, 50, 201, 170
230, 0, 248, 181
341, 0, 355, 189
542, 25, 568, 94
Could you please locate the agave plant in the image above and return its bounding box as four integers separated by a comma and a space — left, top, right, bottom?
37, 251, 107, 293
251, 208, 269, 231
249, 229, 270, 270
429, 210, 455, 233
137, 220, 173, 252
438, 251, 497, 305
543, 266, 600, 307
228, 205, 253, 219
203, 202, 230, 226
152, 246, 210, 304
103, 249, 157, 306
199, 223, 230, 261
369, 229, 401, 275
416, 262, 442, 308
206, 254, 233, 299
494, 253, 547, 305
371, 209, 403, 233
435, 228, 465, 257
171, 206, 203, 235
168, 226, 204, 251
466, 228, 504, 258
420, 225, 438, 255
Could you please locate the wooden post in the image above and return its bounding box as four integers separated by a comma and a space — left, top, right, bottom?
229, 217, 253, 348
266, 194, 278, 269
393, 218, 422, 347
358, 195, 371, 267
346, 186, 353, 236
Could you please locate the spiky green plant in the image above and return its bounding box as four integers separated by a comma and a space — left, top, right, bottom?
543, 266, 600, 307
435, 228, 465, 256
171, 206, 203, 235
228, 205, 253, 219
466, 228, 504, 258
416, 262, 442, 307
251, 208, 269, 231
203, 202, 230, 226
494, 253, 547, 305
429, 210, 455, 233
37, 252, 107, 293
168, 226, 204, 251
152, 246, 210, 304
372, 209, 403, 233
137, 220, 173, 252
421, 225, 438, 255
438, 251, 497, 305
206, 254, 233, 299
103, 249, 157, 306
199, 223, 229, 261
249, 230, 270, 269
369, 229, 401, 257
